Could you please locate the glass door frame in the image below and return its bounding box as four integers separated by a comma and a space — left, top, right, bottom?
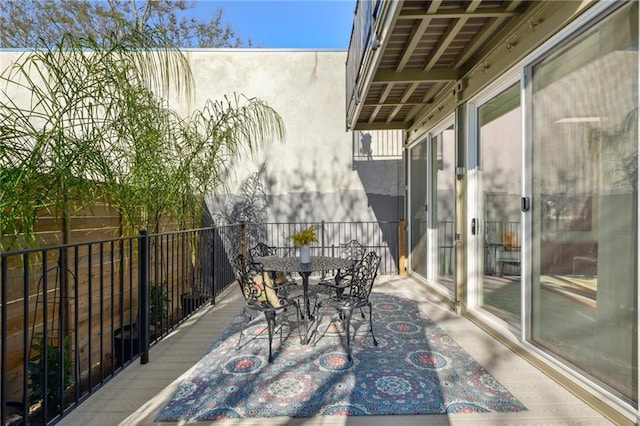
428, 117, 456, 296
407, 115, 456, 299
465, 69, 525, 331
407, 133, 431, 282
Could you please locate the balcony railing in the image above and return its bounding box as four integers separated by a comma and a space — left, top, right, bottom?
1, 220, 399, 425
352, 130, 403, 163
346, 0, 380, 126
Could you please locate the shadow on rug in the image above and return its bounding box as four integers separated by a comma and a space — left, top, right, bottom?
156, 293, 526, 421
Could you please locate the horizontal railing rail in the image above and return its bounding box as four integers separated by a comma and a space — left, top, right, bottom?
352, 130, 404, 162
243, 220, 400, 275
1, 221, 399, 424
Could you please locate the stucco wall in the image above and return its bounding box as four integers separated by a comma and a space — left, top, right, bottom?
182, 50, 404, 224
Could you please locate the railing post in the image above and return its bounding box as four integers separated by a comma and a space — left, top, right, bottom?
399, 220, 407, 276
139, 229, 150, 364
321, 220, 326, 256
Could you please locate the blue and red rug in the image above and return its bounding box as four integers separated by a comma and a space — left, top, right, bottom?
156, 293, 526, 421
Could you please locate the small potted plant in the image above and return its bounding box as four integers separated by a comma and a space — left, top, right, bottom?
290, 227, 318, 263
113, 282, 169, 366
28, 334, 73, 415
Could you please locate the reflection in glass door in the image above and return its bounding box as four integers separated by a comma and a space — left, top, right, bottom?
477, 83, 522, 329
530, 3, 637, 402
433, 126, 455, 295
409, 140, 428, 279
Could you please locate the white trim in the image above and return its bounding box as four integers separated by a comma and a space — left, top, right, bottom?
429, 115, 455, 137
520, 66, 531, 341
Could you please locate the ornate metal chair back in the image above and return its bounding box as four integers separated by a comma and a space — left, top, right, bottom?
234, 254, 259, 302
248, 242, 276, 261
348, 251, 381, 300
340, 240, 365, 265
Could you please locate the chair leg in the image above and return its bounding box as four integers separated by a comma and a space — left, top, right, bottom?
236, 308, 249, 350
310, 302, 323, 347
368, 302, 378, 346
265, 311, 275, 363
344, 310, 353, 361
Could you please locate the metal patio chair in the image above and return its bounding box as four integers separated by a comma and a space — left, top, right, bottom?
312, 250, 381, 361
317, 239, 366, 291
233, 254, 301, 362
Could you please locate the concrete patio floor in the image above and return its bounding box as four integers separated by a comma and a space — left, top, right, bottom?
57, 275, 615, 425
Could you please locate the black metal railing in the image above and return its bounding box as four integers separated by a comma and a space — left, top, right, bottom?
0, 226, 238, 425
352, 130, 403, 162
1, 220, 400, 424
242, 221, 400, 275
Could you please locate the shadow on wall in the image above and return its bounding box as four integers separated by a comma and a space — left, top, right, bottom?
208, 153, 404, 267
263, 151, 403, 224
353, 158, 404, 266
266, 151, 404, 267
211, 164, 270, 253
353, 158, 404, 221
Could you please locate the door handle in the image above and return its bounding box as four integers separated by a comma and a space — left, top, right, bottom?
471, 218, 477, 235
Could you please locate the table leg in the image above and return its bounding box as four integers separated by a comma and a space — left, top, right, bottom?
301, 272, 312, 344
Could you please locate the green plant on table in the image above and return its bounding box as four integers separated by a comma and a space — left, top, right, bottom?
290, 227, 318, 247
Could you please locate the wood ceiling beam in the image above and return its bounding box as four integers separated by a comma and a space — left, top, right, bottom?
369, 84, 395, 124
397, 1, 442, 71
424, 0, 481, 70
364, 99, 433, 107
374, 69, 459, 83
353, 121, 409, 131
398, 8, 518, 19
453, 1, 524, 68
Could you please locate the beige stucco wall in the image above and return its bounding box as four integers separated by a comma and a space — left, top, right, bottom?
185, 50, 353, 195
181, 50, 404, 223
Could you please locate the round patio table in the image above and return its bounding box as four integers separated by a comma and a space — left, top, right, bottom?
253, 255, 351, 344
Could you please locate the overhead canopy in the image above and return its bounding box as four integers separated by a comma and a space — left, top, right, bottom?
347, 0, 536, 131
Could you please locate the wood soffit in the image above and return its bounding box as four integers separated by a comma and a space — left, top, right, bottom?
352, 0, 546, 131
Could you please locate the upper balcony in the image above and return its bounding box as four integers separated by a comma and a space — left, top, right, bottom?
346, 0, 539, 132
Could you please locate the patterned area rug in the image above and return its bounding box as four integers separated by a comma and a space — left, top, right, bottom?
156, 293, 526, 421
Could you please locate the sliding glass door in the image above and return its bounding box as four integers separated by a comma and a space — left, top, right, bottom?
409, 139, 428, 279
474, 83, 522, 329
409, 118, 456, 300
529, 2, 637, 402
432, 124, 456, 295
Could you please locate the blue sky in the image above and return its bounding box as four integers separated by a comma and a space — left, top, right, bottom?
195, 1, 357, 49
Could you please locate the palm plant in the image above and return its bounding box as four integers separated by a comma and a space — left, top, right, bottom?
175, 95, 285, 229
0, 26, 285, 248
0, 27, 194, 248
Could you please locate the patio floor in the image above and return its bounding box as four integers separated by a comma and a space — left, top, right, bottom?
57, 275, 614, 425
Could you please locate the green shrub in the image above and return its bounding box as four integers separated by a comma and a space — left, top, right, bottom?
28, 334, 73, 410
